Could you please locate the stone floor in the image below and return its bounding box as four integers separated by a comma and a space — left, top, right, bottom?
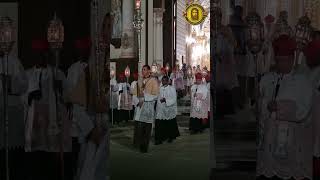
110, 99, 257, 180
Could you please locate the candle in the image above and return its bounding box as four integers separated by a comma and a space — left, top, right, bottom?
135, 0, 141, 9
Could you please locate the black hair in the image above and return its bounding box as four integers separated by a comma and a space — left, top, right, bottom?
161, 75, 169, 81
143, 65, 151, 70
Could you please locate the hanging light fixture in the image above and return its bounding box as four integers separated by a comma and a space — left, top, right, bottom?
47, 12, 64, 49
0, 16, 15, 55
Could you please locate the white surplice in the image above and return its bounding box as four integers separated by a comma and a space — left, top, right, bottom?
66, 61, 94, 142
190, 83, 208, 119
306, 66, 320, 158
110, 78, 119, 109
0, 55, 28, 149
130, 81, 139, 107
118, 82, 132, 110
155, 85, 177, 120
24, 65, 71, 152
257, 71, 313, 180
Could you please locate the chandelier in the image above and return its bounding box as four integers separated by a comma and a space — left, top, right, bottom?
0, 16, 15, 55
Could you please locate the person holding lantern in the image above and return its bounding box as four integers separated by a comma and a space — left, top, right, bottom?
118, 72, 132, 123
189, 72, 208, 134
0, 46, 28, 180
256, 35, 313, 180
24, 39, 70, 180
170, 64, 185, 99
303, 39, 320, 180
130, 72, 139, 120
65, 37, 95, 178
132, 65, 159, 153
110, 68, 119, 124
154, 75, 180, 145
213, 6, 239, 117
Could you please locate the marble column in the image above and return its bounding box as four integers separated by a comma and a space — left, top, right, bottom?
153, 8, 165, 66
120, 0, 135, 58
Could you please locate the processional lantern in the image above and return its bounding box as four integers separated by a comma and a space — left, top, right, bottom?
187, 66, 192, 77
0, 16, 15, 55
295, 15, 313, 51
110, 67, 115, 78
47, 13, 64, 49
273, 11, 293, 39
151, 60, 158, 75
246, 12, 264, 55
125, 65, 131, 79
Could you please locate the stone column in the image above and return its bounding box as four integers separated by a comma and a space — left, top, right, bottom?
120, 0, 135, 58
153, 8, 165, 66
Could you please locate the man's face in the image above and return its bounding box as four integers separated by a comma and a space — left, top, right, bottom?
275, 55, 294, 73
142, 67, 150, 78
162, 78, 168, 86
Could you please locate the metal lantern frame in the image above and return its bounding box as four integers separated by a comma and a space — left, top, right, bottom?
47, 13, 64, 50
0, 15, 16, 180
274, 11, 293, 39
246, 12, 264, 54
165, 62, 170, 76
295, 15, 313, 51
0, 16, 15, 55
151, 60, 158, 76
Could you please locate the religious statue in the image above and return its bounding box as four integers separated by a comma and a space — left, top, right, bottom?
111, 0, 122, 39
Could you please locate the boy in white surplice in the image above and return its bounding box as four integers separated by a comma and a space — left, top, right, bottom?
154, 76, 180, 145
189, 73, 208, 134
117, 73, 132, 123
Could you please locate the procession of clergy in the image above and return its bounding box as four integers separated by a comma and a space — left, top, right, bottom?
211, 6, 320, 180
110, 61, 211, 150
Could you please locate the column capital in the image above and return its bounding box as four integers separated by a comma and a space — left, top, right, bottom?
153, 8, 165, 18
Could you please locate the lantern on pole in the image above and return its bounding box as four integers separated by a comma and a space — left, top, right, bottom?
110, 67, 115, 78
165, 62, 170, 76
0, 15, 15, 180
151, 60, 158, 76
47, 12, 65, 180
295, 15, 313, 51
125, 65, 131, 80
246, 12, 264, 55
273, 11, 293, 39
294, 15, 313, 69
47, 13, 64, 50
246, 12, 264, 150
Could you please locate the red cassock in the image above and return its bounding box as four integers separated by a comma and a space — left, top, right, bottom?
264, 14, 275, 24
303, 39, 320, 68
272, 35, 297, 57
